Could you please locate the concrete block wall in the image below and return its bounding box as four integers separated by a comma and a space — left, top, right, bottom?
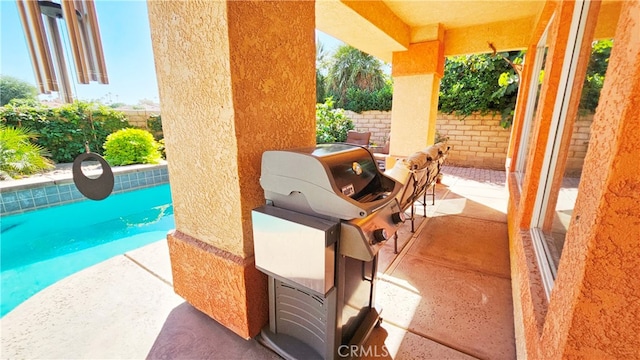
345, 110, 391, 146
565, 113, 593, 176
435, 113, 511, 170
347, 111, 593, 173
121, 110, 160, 129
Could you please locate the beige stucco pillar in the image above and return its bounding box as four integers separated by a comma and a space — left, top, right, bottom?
147, 1, 316, 339
389, 28, 445, 156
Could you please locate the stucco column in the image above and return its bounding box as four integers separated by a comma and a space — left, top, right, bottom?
389, 30, 445, 156
147, 1, 316, 339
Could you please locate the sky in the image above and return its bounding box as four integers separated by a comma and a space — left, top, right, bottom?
0, 1, 345, 105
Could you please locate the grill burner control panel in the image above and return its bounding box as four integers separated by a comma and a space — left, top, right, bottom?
340, 198, 404, 261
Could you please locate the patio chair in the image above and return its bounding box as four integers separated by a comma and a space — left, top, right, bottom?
345, 130, 371, 146
384, 142, 451, 254
372, 138, 390, 170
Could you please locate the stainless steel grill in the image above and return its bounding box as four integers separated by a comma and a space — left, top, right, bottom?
252, 144, 405, 359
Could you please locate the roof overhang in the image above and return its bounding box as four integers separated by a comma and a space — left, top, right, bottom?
316, 0, 622, 62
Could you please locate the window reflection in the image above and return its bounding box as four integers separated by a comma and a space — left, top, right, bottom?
545, 40, 612, 269
516, 29, 550, 184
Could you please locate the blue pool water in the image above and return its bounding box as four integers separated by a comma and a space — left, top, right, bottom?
0, 184, 174, 317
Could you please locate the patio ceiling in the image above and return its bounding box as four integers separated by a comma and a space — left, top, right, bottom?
316, 0, 622, 62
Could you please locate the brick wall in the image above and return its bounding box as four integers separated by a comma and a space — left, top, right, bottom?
121, 110, 159, 129
347, 111, 593, 173
565, 113, 593, 176
345, 110, 391, 146
435, 113, 511, 170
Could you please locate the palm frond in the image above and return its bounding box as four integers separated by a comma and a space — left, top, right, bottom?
0, 124, 54, 178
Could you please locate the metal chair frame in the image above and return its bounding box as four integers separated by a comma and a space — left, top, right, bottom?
391, 147, 450, 254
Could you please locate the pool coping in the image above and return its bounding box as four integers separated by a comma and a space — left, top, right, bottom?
0, 162, 169, 216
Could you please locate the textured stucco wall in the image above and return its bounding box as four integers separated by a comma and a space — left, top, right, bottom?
167, 231, 268, 339
444, 16, 535, 56
508, 0, 640, 358
148, 1, 315, 258
392, 40, 445, 77
507, 1, 574, 357
341, 0, 410, 50
148, 1, 241, 254
547, 0, 640, 356
507, 177, 554, 358
227, 0, 316, 258
315, 0, 408, 64
510, 1, 584, 357
507, 0, 558, 172
390, 35, 444, 156
540, 0, 602, 235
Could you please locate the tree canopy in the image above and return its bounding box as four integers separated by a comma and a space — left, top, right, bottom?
438, 51, 522, 127
322, 45, 389, 110
0, 75, 38, 106
314, 40, 611, 123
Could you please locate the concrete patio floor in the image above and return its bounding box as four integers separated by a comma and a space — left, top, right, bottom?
1, 165, 514, 359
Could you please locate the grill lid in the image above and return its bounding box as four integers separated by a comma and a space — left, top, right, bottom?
260, 144, 402, 219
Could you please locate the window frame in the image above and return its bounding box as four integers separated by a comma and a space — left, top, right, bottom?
529, 0, 592, 300
515, 26, 550, 186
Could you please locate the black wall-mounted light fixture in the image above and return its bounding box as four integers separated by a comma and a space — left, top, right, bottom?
16, 0, 109, 102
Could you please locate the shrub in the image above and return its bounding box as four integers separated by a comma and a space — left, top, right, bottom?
439, 52, 522, 127
316, 98, 354, 143
0, 124, 54, 179
103, 128, 161, 166
0, 100, 131, 163
157, 138, 166, 159
146, 114, 163, 140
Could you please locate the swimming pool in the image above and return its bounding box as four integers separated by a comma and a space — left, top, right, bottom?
0, 184, 174, 317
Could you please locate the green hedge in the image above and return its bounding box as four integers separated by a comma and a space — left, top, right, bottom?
0, 100, 131, 163
438, 52, 522, 128
343, 82, 393, 113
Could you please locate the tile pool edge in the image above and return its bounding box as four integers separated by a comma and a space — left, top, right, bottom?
0, 164, 169, 216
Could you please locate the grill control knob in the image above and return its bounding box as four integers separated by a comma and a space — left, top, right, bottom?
391, 212, 406, 224
372, 228, 388, 244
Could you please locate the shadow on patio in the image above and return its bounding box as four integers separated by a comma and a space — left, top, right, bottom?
365, 165, 514, 359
